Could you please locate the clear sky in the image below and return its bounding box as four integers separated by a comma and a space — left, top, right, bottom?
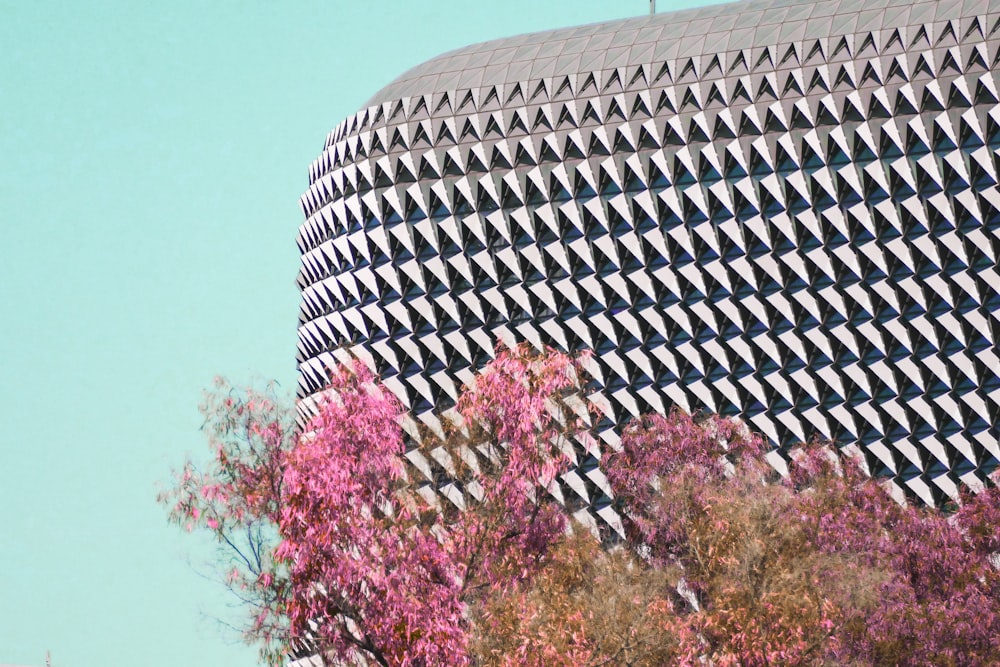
0, 1, 717, 665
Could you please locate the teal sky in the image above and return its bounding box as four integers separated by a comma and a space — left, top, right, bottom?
0, 1, 716, 665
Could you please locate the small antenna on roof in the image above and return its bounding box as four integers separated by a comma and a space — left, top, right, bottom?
650, 0, 656, 15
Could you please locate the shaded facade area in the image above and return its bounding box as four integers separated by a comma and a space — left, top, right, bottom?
296, 0, 1000, 515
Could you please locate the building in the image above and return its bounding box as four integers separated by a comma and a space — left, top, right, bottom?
295, 0, 1000, 515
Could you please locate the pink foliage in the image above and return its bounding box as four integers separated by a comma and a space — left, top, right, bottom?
275, 345, 589, 666
787, 445, 1000, 665
605, 409, 765, 563
605, 418, 1000, 666
157, 379, 294, 663
449, 345, 591, 593
276, 360, 467, 666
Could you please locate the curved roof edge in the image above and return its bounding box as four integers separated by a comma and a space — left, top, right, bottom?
365, 0, 960, 107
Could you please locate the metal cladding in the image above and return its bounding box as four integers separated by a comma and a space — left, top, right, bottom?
297, 0, 1000, 513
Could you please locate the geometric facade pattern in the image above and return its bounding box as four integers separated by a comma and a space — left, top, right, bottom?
296, 0, 1000, 515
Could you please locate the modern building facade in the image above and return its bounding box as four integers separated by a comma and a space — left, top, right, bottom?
296, 0, 1000, 514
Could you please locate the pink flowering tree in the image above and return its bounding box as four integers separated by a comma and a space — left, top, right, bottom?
163, 345, 592, 666
447, 344, 595, 596
604, 409, 767, 566
601, 419, 1000, 667
158, 378, 295, 664
276, 344, 592, 666
276, 363, 464, 665
275, 359, 468, 666
786, 443, 1000, 665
